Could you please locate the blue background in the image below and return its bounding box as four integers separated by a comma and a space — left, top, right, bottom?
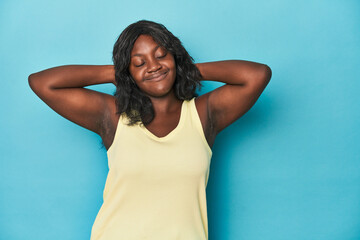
1, 0, 359, 239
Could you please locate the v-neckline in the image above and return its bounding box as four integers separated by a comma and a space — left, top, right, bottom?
138, 100, 187, 141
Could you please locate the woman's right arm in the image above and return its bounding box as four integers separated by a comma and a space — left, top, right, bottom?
28, 65, 116, 136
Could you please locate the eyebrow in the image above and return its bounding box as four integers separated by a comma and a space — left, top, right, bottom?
131, 45, 162, 58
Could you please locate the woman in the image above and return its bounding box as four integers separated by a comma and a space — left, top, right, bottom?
28, 20, 271, 240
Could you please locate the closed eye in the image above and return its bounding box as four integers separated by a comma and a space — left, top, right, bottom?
157, 52, 167, 58
135, 62, 145, 67
134, 51, 167, 67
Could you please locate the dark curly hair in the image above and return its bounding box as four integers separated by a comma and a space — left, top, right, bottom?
112, 19, 203, 126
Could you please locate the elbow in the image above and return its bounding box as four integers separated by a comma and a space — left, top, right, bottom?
261, 64, 272, 83
28, 73, 35, 89
28, 73, 46, 94
28, 73, 35, 81
250, 65, 272, 91
28, 73, 38, 91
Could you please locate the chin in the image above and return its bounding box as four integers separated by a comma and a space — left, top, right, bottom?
147, 86, 175, 98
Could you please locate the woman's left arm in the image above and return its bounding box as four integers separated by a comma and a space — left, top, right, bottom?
195, 60, 272, 134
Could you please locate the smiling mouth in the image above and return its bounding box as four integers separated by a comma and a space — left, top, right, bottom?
146, 71, 168, 81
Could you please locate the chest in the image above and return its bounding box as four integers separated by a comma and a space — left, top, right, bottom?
107, 130, 210, 181
103, 96, 215, 150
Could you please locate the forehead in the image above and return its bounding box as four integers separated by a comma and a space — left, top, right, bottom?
131, 35, 162, 54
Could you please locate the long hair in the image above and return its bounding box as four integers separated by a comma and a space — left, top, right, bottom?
112, 19, 203, 126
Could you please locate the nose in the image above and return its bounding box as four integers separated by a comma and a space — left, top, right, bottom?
147, 58, 162, 73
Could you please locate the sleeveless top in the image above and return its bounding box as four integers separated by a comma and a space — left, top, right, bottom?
90, 97, 213, 240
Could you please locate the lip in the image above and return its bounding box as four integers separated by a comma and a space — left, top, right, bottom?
145, 71, 168, 81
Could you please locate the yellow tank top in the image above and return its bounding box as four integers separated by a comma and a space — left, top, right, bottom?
90, 97, 213, 240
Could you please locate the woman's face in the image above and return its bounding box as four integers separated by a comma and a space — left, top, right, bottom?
129, 34, 176, 98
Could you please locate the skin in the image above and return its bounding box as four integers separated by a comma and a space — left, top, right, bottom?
128, 35, 211, 147
129, 35, 181, 116
28, 34, 272, 151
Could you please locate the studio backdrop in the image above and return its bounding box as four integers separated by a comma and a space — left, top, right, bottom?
1, 0, 359, 239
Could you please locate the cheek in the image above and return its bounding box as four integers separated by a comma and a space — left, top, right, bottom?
129, 68, 142, 82
170, 64, 176, 78
165, 58, 176, 75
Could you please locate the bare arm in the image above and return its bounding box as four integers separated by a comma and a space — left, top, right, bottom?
28, 65, 116, 136
195, 60, 272, 134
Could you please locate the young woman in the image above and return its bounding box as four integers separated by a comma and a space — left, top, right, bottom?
28, 20, 271, 240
